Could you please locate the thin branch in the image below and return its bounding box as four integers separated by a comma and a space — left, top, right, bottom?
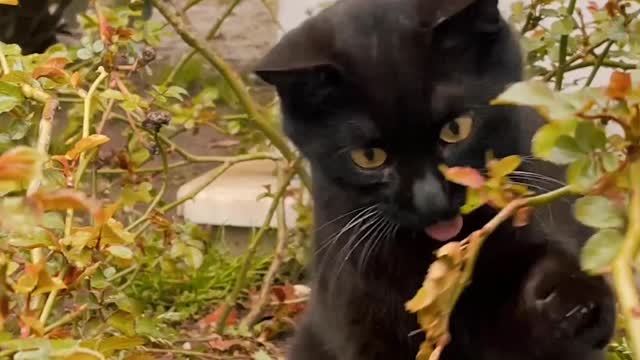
240, 163, 290, 328
40, 67, 109, 327
126, 133, 170, 231
217, 158, 300, 333
555, 0, 578, 90
584, 40, 614, 87
163, 0, 244, 87
150, 0, 312, 191
612, 161, 640, 358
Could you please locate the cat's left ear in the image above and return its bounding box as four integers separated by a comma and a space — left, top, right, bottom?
254, 22, 339, 89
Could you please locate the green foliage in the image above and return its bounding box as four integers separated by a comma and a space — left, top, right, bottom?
0, 2, 309, 359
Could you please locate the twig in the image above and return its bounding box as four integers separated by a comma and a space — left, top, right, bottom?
44, 305, 87, 334
612, 161, 640, 358
216, 158, 300, 333
555, 0, 578, 90
98, 160, 191, 174
150, 0, 312, 191
162, 0, 244, 88
584, 40, 614, 87
131, 152, 278, 237
240, 163, 290, 328
158, 134, 273, 163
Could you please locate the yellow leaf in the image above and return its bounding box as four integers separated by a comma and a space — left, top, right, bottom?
30, 189, 105, 221
0, 0, 19, 5
12, 262, 43, 294
65, 134, 110, 160
32, 267, 66, 295
101, 219, 134, 247
0, 146, 41, 182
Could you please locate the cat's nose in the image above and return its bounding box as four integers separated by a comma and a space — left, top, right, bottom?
412, 172, 456, 222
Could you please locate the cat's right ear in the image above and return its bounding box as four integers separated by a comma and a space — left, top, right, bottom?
254, 24, 340, 89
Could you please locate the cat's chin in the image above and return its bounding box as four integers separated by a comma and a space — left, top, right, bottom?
424, 215, 463, 241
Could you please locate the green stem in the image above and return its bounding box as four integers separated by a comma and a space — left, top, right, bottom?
612, 161, 640, 358
584, 40, 614, 87
216, 159, 299, 333
126, 133, 169, 231
150, 0, 312, 191
555, 0, 578, 91
44, 304, 87, 333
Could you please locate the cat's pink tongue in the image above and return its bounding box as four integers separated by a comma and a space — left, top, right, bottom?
425, 215, 463, 242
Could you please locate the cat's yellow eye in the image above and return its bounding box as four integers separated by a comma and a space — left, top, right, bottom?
439, 115, 473, 144
350, 148, 388, 169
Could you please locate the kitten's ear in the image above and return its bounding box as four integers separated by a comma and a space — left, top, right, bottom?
254, 24, 339, 88
421, 0, 500, 33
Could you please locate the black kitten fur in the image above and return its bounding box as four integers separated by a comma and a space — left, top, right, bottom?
255, 0, 616, 359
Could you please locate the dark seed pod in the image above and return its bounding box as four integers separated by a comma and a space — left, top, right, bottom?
142, 111, 171, 133
140, 46, 157, 65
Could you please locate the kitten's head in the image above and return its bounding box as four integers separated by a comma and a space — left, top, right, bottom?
255, 0, 535, 239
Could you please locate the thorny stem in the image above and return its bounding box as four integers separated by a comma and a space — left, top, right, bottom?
446, 186, 573, 332
240, 163, 290, 328
555, 0, 578, 90
126, 133, 170, 231
150, 0, 312, 191
40, 67, 109, 327
612, 161, 640, 358
216, 159, 300, 333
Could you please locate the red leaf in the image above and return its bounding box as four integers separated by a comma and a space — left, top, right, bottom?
606, 71, 631, 100
33, 58, 70, 82
198, 304, 238, 328
440, 166, 486, 189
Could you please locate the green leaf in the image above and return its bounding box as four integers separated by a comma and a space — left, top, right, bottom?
121, 182, 153, 207
574, 196, 625, 229
106, 245, 134, 260
601, 152, 621, 173
252, 351, 273, 360
549, 135, 584, 164
566, 157, 600, 192
100, 89, 125, 101
575, 122, 606, 152
0, 81, 24, 113
107, 311, 136, 337
1, 43, 22, 56
581, 229, 624, 272
165, 85, 188, 101
532, 121, 578, 161
95, 336, 145, 357
491, 80, 577, 121
130, 148, 150, 166
77, 48, 94, 60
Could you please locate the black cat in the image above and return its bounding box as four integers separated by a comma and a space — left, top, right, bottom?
254, 0, 616, 359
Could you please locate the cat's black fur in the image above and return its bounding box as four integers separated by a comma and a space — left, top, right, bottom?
254, 0, 616, 359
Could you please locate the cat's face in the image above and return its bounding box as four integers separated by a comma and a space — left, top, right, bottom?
256, 0, 536, 237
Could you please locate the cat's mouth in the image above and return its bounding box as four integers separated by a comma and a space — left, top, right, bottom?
424, 215, 463, 242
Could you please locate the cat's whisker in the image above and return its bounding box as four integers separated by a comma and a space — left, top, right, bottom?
511, 170, 566, 186
315, 206, 378, 256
